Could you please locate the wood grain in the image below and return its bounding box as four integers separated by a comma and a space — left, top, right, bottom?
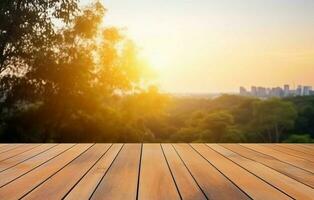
0, 144, 74, 187
209, 144, 314, 199
243, 144, 314, 173
65, 144, 122, 200
0, 144, 40, 161
0, 144, 91, 200
23, 144, 110, 200
91, 144, 141, 200
174, 144, 249, 200
277, 144, 314, 156
222, 144, 314, 187
268, 144, 314, 162
0, 144, 22, 154
162, 144, 206, 200
0, 143, 312, 200
138, 144, 180, 200
193, 144, 290, 200
0, 144, 57, 172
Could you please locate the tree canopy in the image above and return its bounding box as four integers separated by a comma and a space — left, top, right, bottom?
252, 98, 297, 142
0, 0, 157, 142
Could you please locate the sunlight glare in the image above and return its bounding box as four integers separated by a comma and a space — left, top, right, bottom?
145, 51, 169, 72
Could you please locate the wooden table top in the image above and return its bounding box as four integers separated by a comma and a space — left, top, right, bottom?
0, 143, 313, 200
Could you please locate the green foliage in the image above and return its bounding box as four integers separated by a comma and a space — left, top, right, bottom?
199, 111, 234, 142
284, 96, 314, 138
0, 0, 78, 73
252, 98, 297, 142
284, 134, 314, 143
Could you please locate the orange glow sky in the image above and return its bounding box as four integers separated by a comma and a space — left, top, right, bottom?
100, 0, 314, 93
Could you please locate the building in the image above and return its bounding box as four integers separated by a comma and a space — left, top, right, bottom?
269, 87, 283, 97
257, 87, 267, 97
303, 86, 312, 96
296, 85, 302, 96
284, 84, 290, 97
240, 87, 247, 96
251, 86, 257, 96
239, 85, 313, 98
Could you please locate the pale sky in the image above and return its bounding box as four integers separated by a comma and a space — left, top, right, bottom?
97, 0, 314, 93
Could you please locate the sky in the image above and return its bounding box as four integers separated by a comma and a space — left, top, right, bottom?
92, 0, 314, 93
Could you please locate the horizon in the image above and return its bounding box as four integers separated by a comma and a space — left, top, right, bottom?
95, 0, 314, 93
164, 83, 314, 95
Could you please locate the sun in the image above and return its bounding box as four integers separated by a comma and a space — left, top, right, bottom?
146, 51, 169, 72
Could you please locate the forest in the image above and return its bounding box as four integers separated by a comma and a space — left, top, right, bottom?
0, 0, 313, 143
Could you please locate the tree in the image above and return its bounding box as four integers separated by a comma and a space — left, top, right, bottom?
0, 1, 155, 142
285, 96, 314, 138
0, 0, 78, 141
252, 98, 297, 142
0, 0, 78, 76
199, 111, 236, 142
118, 86, 171, 142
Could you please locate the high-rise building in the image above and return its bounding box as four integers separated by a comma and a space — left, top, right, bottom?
284, 84, 290, 97
266, 88, 271, 96
251, 86, 257, 96
303, 86, 312, 96
296, 85, 302, 96
269, 87, 284, 97
257, 87, 267, 97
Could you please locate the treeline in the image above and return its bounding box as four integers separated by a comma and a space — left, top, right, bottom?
157, 95, 314, 143
1, 92, 314, 143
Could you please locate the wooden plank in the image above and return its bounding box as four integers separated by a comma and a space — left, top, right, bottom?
162, 144, 206, 200
209, 144, 314, 200
174, 144, 249, 200
138, 144, 180, 200
279, 144, 314, 155
301, 144, 314, 150
0, 144, 92, 200
222, 144, 314, 187
23, 144, 110, 200
193, 144, 290, 200
65, 144, 122, 200
0, 144, 41, 161
0, 144, 22, 154
269, 144, 314, 162
0, 144, 9, 151
0, 144, 74, 187
243, 144, 314, 173
0, 144, 57, 172
91, 144, 141, 200
0, 143, 312, 200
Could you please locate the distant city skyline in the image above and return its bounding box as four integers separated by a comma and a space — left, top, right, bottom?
240, 84, 313, 98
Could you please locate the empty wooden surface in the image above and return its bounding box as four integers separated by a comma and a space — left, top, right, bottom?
0, 143, 313, 200
138, 144, 180, 200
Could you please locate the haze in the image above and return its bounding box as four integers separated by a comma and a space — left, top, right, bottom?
101, 0, 314, 93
